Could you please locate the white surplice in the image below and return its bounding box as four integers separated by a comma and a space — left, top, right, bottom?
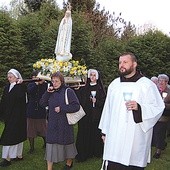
99, 77, 165, 168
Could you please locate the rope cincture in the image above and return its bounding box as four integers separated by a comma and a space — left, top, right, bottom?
101, 160, 108, 170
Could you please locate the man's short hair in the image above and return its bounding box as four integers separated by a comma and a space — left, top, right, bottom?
120, 52, 137, 62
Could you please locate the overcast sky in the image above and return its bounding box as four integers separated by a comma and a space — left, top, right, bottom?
97, 0, 170, 35
1, 0, 169, 35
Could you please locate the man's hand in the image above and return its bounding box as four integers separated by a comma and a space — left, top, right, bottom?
125, 101, 138, 111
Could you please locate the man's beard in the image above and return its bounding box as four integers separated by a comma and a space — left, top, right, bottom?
119, 66, 134, 76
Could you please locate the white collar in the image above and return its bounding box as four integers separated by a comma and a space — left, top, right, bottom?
10, 82, 16, 86
90, 82, 97, 86
9, 82, 16, 92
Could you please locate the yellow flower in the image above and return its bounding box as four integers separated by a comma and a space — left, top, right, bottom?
52, 68, 57, 73
59, 62, 63, 67
33, 58, 87, 78
70, 71, 74, 75
82, 70, 87, 75
48, 59, 53, 63
33, 63, 37, 68
41, 59, 45, 62
64, 62, 68, 66
77, 70, 81, 74
45, 62, 49, 66
36, 64, 41, 69
71, 67, 77, 71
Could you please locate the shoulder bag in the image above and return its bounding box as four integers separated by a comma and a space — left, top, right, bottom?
65, 88, 86, 125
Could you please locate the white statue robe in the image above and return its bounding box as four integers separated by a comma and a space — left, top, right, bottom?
55, 15, 72, 62
99, 77, 165, 168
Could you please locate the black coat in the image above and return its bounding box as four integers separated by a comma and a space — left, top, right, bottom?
0, 83, 27, 145
75, 83, 106, 161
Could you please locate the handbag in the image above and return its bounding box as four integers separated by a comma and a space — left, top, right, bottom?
65, 88, 86, 125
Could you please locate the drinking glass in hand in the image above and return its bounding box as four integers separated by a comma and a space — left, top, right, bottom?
91, 91, 96, 107
123, 92, 132, 102
123, 92, 132, 122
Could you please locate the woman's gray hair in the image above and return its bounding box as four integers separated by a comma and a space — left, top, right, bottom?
151, 76, 158, 81
158, 74, 169, 82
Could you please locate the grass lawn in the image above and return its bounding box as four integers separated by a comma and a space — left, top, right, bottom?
0, 122, 170, 170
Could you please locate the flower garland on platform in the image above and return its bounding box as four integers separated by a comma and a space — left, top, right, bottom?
33, 58, 87, 78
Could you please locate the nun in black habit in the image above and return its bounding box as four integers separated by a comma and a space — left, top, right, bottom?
0, 69, 27, 167
75, 69, 106, 162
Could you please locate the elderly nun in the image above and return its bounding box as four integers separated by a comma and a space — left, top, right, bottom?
76, 69, 106, 162
0, 69, 27, 167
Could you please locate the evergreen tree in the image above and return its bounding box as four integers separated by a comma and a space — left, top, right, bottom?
71, 11, 93, 64
0, 10, 25, 90
70, 0, 95, 12
125, 30, 170, 77
121, 21, 136, 40
24, 0, 46, 12
17, 2, 62, 76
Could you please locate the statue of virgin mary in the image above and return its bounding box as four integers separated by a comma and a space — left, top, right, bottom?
54, 3, 72, 62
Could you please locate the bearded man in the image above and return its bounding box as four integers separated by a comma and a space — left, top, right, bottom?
99, 52, 165, 170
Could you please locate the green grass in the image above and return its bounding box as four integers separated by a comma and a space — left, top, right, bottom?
0, 122, 170, 170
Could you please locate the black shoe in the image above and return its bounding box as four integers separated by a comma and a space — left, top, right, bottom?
12, 157, 23, 161
0, 159, 11, 167
153, 152, 161, 159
